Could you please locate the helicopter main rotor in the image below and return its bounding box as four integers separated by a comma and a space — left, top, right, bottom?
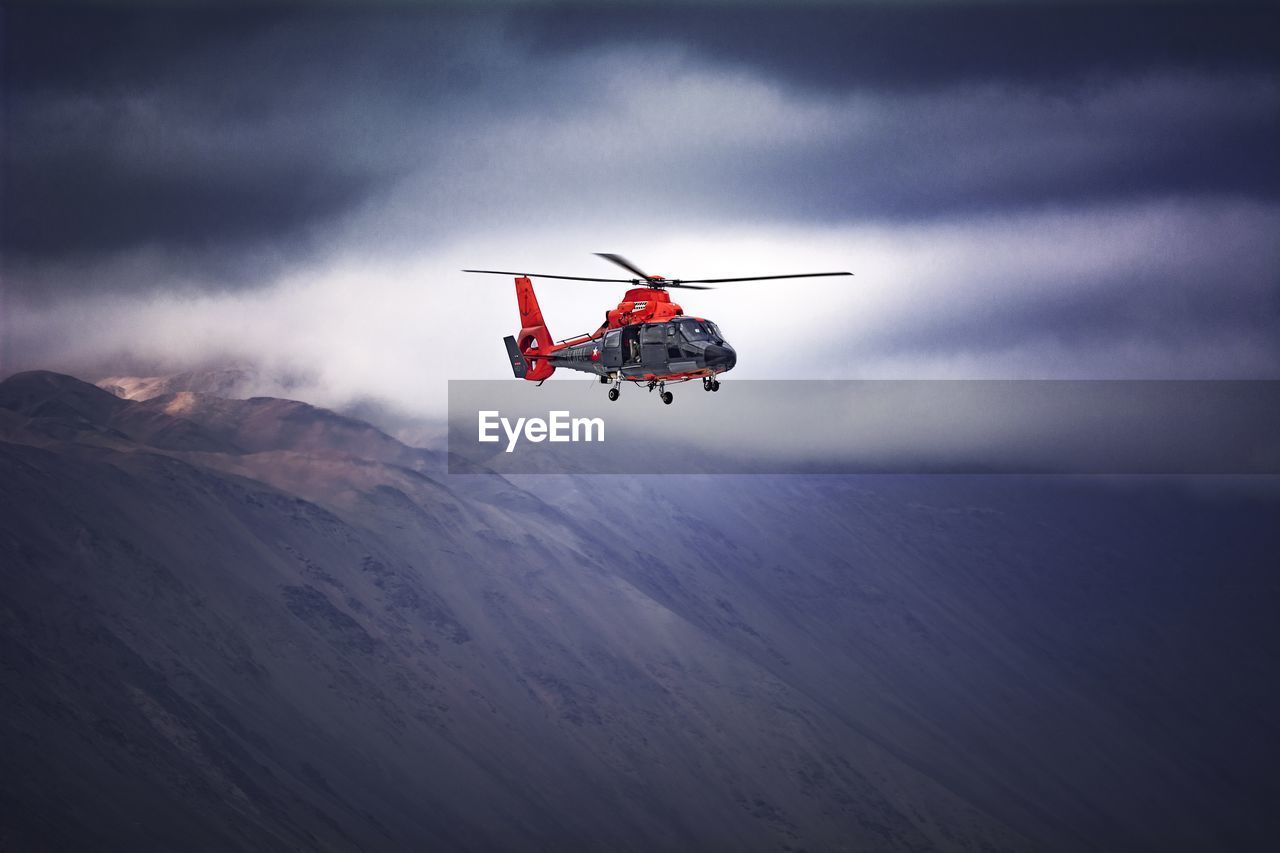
463, 252, 853, 289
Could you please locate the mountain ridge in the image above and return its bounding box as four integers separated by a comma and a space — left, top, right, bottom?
2, 370, 1277, 851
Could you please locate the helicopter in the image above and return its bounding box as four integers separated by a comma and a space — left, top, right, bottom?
464, 253, 852, 404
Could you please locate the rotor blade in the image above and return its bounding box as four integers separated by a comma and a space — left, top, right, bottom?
663, 282, 715, 290
594, 253, 653, 280
462, 269, 634, 283
679, 271, 854, 284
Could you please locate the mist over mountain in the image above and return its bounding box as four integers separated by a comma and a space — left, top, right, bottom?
96, 369, 447, 451
2, 370, 1277, 851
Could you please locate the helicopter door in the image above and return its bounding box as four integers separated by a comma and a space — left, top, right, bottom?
640, 324, 667, 372
621, 326, 641, 365
602, 329, 622, 368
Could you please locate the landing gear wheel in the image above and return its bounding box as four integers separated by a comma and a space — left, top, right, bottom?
608, 388, 620, 401
711, 380, 721, 392
702, 377, 712, 391
661, 391, 674, 405
599, 375, 609, 384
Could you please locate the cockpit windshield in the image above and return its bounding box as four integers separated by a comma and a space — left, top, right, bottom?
679, 319, 722, 343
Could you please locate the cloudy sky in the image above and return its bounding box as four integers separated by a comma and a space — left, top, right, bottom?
3, 1, 1278, 414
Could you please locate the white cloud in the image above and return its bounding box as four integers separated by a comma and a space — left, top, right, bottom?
8, 196, 1277, 419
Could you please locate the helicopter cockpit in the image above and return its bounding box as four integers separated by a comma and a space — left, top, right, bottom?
609, 320, 729, 367
675, 319, 724, 344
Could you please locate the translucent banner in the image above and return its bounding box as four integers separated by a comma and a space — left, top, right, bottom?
447, 380, 1280, 475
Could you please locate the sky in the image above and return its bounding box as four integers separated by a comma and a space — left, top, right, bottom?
3, 1, 1279, 415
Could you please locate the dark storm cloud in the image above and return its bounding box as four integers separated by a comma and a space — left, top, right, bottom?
5, 2, 1279, 297
10, 144, 374, 258
2, 6, 513, 291
513, 3, 1280, 219
519, 3, 1280, 91
648, 74, 1279, 223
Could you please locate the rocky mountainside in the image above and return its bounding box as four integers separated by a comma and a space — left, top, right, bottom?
2, 370, 1277, 851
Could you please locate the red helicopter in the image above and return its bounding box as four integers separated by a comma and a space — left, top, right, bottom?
464, 253, 852, 404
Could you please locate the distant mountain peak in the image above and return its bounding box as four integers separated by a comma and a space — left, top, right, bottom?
0, 369, 131, 423
97, 367, 267, 402
3, 369, 117, 395
3, 368, 417, 463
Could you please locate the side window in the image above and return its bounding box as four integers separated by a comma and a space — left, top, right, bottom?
640, 324, 664, 344
604, 329, 620, 349
667, 324, 682, 359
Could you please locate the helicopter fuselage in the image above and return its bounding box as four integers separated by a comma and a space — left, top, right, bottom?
548, 287, 736, 382
504, 279, 736, 392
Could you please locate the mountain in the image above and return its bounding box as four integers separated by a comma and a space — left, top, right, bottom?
0, 369, 236, 453
2, 370, 1277, 851
98, 367, 271, 403
97, 368, 447, 451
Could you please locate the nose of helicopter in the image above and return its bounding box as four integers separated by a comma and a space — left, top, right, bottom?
704, 343, 737, 372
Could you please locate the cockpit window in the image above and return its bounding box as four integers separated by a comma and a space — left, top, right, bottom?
679, 320, 712, 341
679, 319, 723, 343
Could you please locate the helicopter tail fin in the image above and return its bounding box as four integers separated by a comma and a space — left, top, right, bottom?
514, 276, 555, 381
503, 335, 528, 379
516, 275, 547, 330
